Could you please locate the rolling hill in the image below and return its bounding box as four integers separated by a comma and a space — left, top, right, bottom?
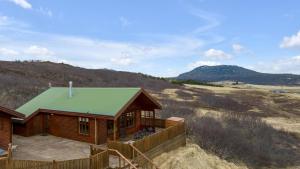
0, 60, 175, 109
177, 65, 300, 85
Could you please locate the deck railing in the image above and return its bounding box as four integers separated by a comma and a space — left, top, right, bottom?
141, 118, 166, 128
0, 118, 186, 169
107, 119, 186, 160
130, 144, 159, 169
133, 121, 185, 153
0, 146, 109, 169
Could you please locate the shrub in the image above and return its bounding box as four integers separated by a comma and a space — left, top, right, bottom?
188, 112, 300, 168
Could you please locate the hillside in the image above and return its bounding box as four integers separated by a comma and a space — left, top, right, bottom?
177, 65, 300, 85
1, 61, 300, 168
0, 60, 175, 109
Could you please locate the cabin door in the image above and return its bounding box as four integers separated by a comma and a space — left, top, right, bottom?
43, 113, 49, 135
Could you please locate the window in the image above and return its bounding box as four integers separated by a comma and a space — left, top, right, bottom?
120, 112, 135, 128
141, 111, 153, 118
79, 117, 89, 135
126, 112, 135, 127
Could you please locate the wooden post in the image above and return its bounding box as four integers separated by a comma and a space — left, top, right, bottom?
89, 155, 93, 169
118, 156, 121, 168
113, 119, 117, 141
132, 146, 135, 159
7, 143, 12, 169
94, 118, 98, 145
52, 160, 57, 169
7, 143, 12, 160
90, 145, 93, 156
153, 110, 156, 132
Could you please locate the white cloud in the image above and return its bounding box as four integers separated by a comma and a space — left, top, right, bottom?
0, 9, 222, 76
0, 48, 19, 56
255, 55, 300, 74
0, 15, 29, 29
110, 57, 135, 66
24, 45, 54, 57
9, 0, 32, 9
232, 43, 244, 53
0, 16, 9, 26
204, 48, 232, 59
190, 9, 220, 33
0, 31, 205, 74
37, 7, 53, 17
280, 31, 300, 49
293, 55, 300, 60
119, 16, 131, 27
188, 60, 220, 69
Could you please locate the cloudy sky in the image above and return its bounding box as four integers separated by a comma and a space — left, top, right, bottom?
0, 0, 300, 77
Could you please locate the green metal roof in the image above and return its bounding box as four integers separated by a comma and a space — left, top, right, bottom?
16, 87, 141, 117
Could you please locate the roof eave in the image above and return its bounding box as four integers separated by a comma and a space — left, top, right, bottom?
23, 108, 115, 122
0, 106, 25, 119
114, 88, 162, 120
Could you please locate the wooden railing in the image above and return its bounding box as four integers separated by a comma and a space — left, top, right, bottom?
0, 157, 8, 169
90, 145, 106, 156
90, 150, 109, 169
108, 149, 138, 169
133, 122, 185, 153
0, 119, 185, 169
0, 146, 109, 169
141, 118, 166, 128
130, 144, 159, 169
107, 140, 133, 159
0, 145, 139, 169
107, 121, 186, 161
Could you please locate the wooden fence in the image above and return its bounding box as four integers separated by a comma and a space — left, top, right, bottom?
0, 157, 8, 169
0, 118, 185, 169
0, 151, 109, 169
107, 140, 133, 159
90, 145, 106, 156
11, 160, 53, 169
134, 122, 185, 153
90, 151, 109, 169
108, 121, 186, 159
141, 118, 166, 128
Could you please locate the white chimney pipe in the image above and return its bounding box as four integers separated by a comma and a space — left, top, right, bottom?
69, 81, 73, 98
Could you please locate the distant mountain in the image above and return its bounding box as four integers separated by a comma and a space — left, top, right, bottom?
177, 65, 300, 85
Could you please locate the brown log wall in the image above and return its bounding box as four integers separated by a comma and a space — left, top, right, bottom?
0, 114, 12, 150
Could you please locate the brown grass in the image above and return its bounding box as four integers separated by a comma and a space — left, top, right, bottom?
188, 112, 300, 168
156, 85, 300, 168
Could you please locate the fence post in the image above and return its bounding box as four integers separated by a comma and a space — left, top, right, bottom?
89, 155, 93, 169
7, 143, 12, 169
52, 160, 57, 169
90, 145, 93, 156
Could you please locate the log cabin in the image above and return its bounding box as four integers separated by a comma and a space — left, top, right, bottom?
9, 83, 161, 145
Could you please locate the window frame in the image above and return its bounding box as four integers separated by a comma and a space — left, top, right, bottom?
78, 117, 90, 135
120, 112, 135, 128
142, 111, 153, 118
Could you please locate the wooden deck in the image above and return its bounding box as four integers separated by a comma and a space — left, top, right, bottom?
0, 117, 186, 169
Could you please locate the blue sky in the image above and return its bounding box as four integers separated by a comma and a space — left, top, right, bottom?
1, 0, 300, 77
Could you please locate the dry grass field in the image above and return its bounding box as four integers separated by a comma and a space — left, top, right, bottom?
154, 143, 248, 169
1, 61, 299, 169
153, 84, 300, 169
